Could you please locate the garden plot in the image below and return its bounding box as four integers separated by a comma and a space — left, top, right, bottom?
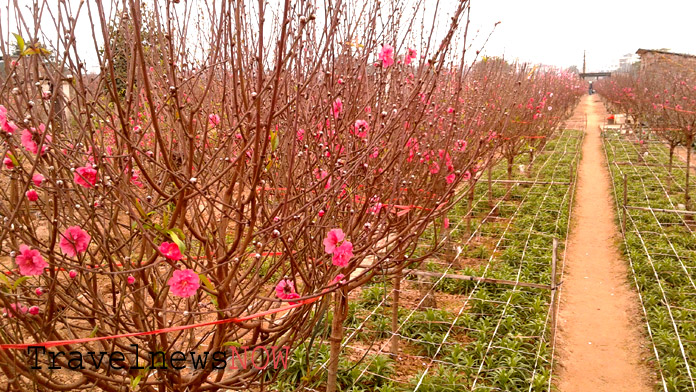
603, 132, 696, 392
271, 130, 583, 392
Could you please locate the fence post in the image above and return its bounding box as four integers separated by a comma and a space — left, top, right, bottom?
391, 273, 401, 354
550, 238, 558, 345
622, 174, 628, 234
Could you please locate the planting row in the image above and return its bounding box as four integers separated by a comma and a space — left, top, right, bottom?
271, 129, 583, 391
603, 129, 696, 392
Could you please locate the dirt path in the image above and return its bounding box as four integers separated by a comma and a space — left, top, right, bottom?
555, 95, 653, 391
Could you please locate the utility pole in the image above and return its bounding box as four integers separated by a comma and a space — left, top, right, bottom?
583, 50, 586, 74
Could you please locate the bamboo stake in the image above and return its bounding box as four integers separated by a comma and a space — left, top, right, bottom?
613, 161, 689, 169
550, 238, 558, 345
624, 205, 696, 215
404, 269, 553, 290
390, 273, 401, 354
622, 174, 628, 234
490, 180, 572, 185
488, 163, 493, 209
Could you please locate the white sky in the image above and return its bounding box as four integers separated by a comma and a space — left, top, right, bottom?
3, 0, 696, 73
464, 0, 696, 71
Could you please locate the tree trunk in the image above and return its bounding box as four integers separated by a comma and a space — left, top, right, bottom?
668, 144, 675, 190
686, 134, 693, 211
326, 289, 347, 392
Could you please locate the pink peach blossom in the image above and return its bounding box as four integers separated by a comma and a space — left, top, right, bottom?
159, 242, 183, 261
330, 273, 346, 286
275, 278, 300, 301
32, 173, 45, 187
323, 229, 345, 254
446, 173, 456, 184
404, 48, 417, 65
59, 226, 91, 257
74, 166, 98, 188
297, 128, 305, 141
378, 45, 395, 67
21, 124, 51, 155
28, 306, 39, 315
69, 270, 78, 279
332, 241, 353, 267
167, 269, 200, 298
0, 105, 17, 135
127, 275, 136, 285
332, 98, 343, 119
208, 113, 220, 127
353, 120, 369, 138
4, 155, 14, 169
26, 189, 38, 202
3, 303, 27, 318
15, 245, 47, 276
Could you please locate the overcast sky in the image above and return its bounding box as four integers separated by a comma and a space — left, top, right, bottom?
3, 0, 695, 73
465, 0, 696, 71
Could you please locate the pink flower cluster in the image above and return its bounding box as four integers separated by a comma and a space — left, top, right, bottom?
323, 229, 353, 267
275, 278, 300, 302
15, 245, 48, 276
332, 98, 343, 119
208, 113, 220, 127
379, 45, 395, 67
59, 226, 91, 257
159, 242, 183, 260
353, 119, 369, 138
404, 48, 417, 65
0, 105, 18, 135
21, 124, 51, 155
167, 269, 200, 298
74, 166, 98, 188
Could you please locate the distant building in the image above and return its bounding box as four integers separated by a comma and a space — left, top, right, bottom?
635, 49, 696, 71
618, 53, 639, 72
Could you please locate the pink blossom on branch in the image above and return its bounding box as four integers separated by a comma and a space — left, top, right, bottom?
332, 98, 343, 119
323, 229, 345, 254
353, 120, 369, 138
25, 189, 38, 202
21, 124, 51, 155
275, 278, 300, 302
59, 226, 91, 257
167, 269, 200, 298
3, 155, 14, 169
159, 242, 183, 261
330, 273, 346, 286
0, 105, 17, 135
378, 45, 395, 67
404, 48, 417, 65
32, 173, 45, 187
332, 241, 353, 267
74, 166, 98, 188
208, 113, 220, 127
15, 245, 48, 276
